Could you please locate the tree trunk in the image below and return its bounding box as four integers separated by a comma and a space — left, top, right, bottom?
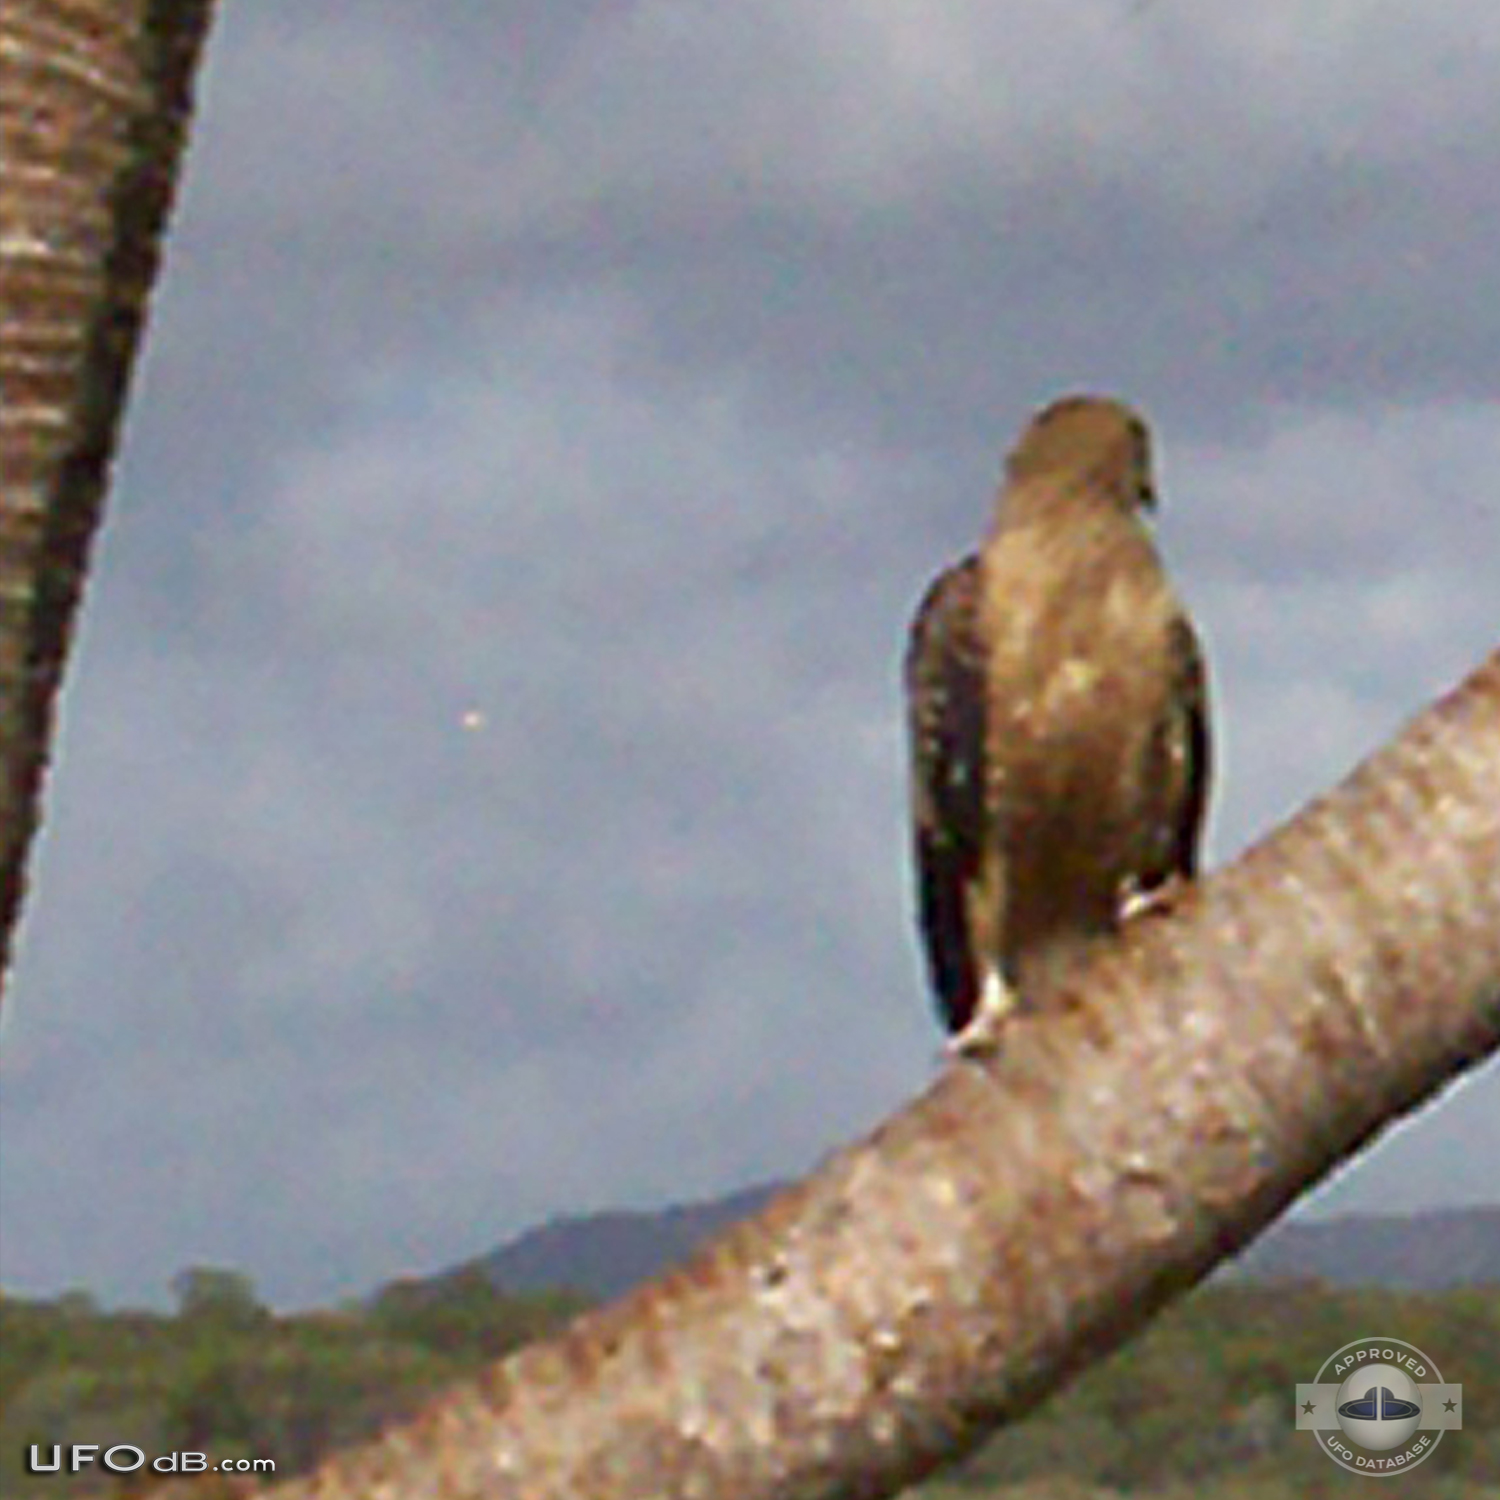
0, 0, 214, 994
266, 649, 1498, 1499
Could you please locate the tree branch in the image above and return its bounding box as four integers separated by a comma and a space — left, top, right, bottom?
6, 7, 1496, 1494
269, 647, 1499, 1497
0, 0, 214, 995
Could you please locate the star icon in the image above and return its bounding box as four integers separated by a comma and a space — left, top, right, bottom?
1301, 1401, 1316, 1414
1444, 1399, 1457, 1412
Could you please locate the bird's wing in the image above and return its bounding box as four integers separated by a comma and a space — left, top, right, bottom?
1151, 610, 1211, 884
905, 555, 988, 1033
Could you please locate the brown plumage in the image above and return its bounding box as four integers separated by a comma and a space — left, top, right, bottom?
905, 395, 1210, 1053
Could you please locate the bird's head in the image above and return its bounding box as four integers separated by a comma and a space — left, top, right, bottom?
1005, 395, 1156, 512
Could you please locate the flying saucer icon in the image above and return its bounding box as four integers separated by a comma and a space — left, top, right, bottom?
1334, 1362, 1425, 1450
1338, 1385, 1423, 1422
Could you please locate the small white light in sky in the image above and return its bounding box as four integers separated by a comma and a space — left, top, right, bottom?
460, 708, 487, 732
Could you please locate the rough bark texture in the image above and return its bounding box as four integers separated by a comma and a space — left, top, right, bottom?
0, 0, 214, 994
268, 649, 1499, 1499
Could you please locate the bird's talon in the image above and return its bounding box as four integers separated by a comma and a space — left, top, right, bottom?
1121, 874, 1189, 923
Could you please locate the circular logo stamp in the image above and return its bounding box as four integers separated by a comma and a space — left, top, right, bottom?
1295, 1336, 1463, 1476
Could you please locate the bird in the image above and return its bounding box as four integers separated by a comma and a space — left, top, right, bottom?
905, 395, 1210, 1055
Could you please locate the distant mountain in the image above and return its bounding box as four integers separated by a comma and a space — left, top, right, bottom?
469, 1186, 1498, 1302
472, 1183, 780, 1301
1227, 1205, 1500, 1291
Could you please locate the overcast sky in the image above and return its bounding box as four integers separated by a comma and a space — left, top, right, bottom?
2, 0, 1497, 1312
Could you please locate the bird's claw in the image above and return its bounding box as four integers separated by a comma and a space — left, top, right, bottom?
1120, 873, 1190, 923
945, 974, 1015, 1058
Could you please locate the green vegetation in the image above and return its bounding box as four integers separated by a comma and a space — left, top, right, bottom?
912, 1280, 1499, 1497
0, 1265, 588, 1497
1, 1273, 1494, 1496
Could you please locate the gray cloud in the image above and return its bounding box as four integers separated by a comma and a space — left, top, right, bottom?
2, 0, 1495, 1309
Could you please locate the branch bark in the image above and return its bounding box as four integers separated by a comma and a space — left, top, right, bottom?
269, 647, 1499, 1498
0, 0, 214, 995
4, 6, 1497, 1495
